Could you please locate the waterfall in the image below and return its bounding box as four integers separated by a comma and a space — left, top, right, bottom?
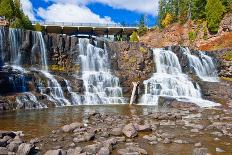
79, 39, 125, 105
9, 28, 22, 65
141, 48, 220, 107
0, 27, 5, 64
64, 80, 82, 105
182, 47, 219, 82
38, 71, 71, 106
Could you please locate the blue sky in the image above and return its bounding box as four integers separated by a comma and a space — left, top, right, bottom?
21, 0, 159, 27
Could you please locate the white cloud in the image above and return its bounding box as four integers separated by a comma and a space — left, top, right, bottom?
21, 0, 36, 20
44, 0, 159, 16
37, 3, 114, 23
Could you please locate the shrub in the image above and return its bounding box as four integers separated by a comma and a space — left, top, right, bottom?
130, 31, 139, 42
224, 51, 232, 61
161, 13, 173, 28
188, 31, 197, 42
34, 23, 43, 32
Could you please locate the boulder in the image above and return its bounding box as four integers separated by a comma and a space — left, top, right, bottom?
0, 147, 8, 155
110, 128, 123, 136
16, 143, 35, 155
97, 147, 110, 155
122, 123, 138, 138
192, 148, 209, 155
61, 122, 82, 132
44, 149, 65, 155
66, 147, 82, 155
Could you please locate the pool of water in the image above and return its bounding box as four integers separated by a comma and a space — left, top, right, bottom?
0, 105, 158, 139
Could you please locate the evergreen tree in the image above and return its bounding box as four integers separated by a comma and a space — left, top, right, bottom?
137, 15, 148, 36
206, 0, 225, 33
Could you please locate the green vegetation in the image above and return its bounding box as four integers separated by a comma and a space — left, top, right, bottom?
206, 0, 225, 33
130, 31, 139, 42
34, 23, 43, 32
158, 0, 232, 32
223, 51, 232, 61
0, 0, 33, 29
139, 47, 148, 54
137, 15, 148, 36
188, 31, 197, 42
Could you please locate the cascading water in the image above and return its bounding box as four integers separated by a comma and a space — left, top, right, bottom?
9, 28, 22, 65
0, 27, 5, 65
64, 80, 82, 105
181, 47, 219, 82
32, 32, 71, 106
141, 48, 220, 107
79, 39, 125, 104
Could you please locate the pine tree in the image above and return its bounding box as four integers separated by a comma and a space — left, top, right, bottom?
206, 0, 225, 33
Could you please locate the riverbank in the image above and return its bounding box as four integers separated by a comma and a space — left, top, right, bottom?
1, 105, 232, 155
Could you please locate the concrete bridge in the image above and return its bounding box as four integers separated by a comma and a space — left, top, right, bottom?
32, 21, 139, 37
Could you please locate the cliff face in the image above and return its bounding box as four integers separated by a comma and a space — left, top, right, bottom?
1, 27, 232, 111
108, 42, 155, 98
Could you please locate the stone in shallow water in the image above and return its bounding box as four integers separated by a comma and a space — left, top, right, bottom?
44, 149, 66, 155
110, 128, 123, 136
122, 123, 138, 138
0, 147, 8, 154
133, 123, 152, 132
61, 122, 83, 133
97, 147, 110, 155
16, 143, 35, 155
192, 147, 208, 155
66, 147, 82, 155
216, 148, 225, 153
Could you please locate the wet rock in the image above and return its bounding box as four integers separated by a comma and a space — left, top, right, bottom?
192, 147, 208, 155
0, 131, 16, 139
30, 138, 40, 144
0, 147, 8, 154
16, 143, 35, 155
122, 123, 138, 138
0, 139, 7, 147
160, 120, 176, 126
216, 148, 225, 153
115, 136, 126, 143
163, 138, 171, 144
211, 131, 223, 137
44, 149, 65, 155
84, 143, 101, 154
66, 147, 82, 155
117, 146, 147, 155
143, 135, 157, 141
61, 122, 82, 132
134, 123, 152, 132
194, 142, 202, 147
7, 139, 23, 152
191, 129, 199, 133
73, 132, 95, 143
97, 147, 110, 155
159, 133, 175, 139
110, 128, 123, 136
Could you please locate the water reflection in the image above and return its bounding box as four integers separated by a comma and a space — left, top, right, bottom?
0, 105, 159, 139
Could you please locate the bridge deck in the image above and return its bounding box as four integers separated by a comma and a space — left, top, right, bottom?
32, 22, 138, 36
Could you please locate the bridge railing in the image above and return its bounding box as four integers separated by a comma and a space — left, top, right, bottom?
31, 21, 138, 28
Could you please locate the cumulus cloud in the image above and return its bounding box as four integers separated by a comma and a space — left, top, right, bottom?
37, 3, 114, 23
21, 0, 36, 20
44, 0, 159, 16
